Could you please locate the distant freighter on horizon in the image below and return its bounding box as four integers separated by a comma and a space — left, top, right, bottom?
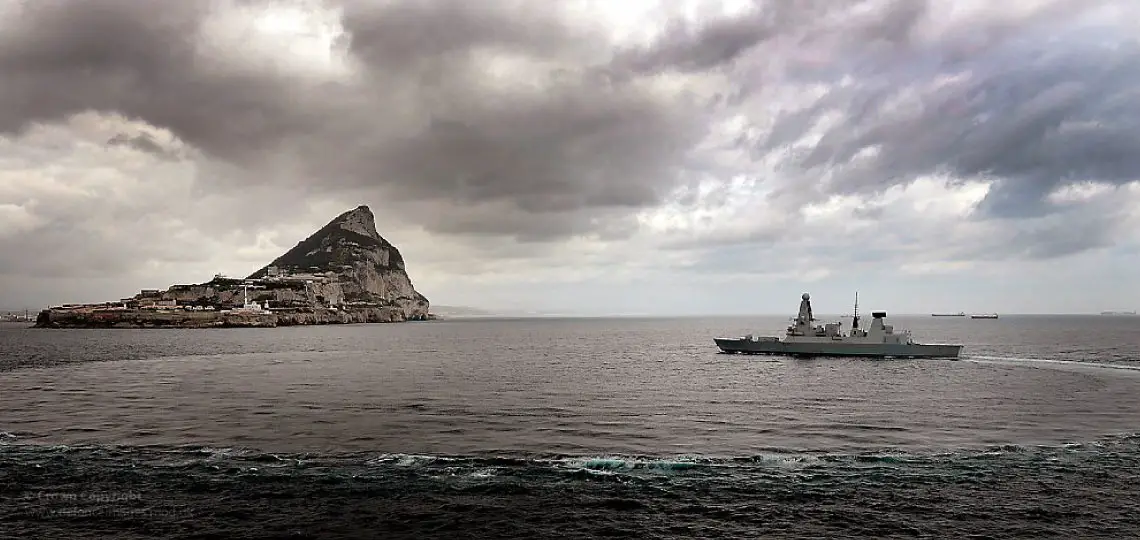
931, 312, 966, 317
970, 313, 999, 319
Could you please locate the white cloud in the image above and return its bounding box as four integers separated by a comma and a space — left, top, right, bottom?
1047, 181, 1115, 204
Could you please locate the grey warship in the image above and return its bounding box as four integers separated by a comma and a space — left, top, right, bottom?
714, 293, 963, 358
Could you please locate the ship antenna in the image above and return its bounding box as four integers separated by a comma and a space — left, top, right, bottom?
852, 291, 860, 330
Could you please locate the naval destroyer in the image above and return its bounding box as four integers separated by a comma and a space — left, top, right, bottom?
714, 293, 963, 358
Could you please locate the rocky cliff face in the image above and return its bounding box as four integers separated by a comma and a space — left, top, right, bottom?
247, 205, 429, 320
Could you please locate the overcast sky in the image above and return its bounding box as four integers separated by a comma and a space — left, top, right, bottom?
2, 0, 1139, 315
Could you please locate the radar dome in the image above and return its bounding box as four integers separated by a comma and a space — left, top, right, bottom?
802, 293, 811, 300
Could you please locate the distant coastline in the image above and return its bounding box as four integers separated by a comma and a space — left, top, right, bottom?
1, 311, 35, 323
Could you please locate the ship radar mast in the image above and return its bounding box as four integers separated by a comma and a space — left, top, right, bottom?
798, 292, 813, 323
852, 291, 860, 330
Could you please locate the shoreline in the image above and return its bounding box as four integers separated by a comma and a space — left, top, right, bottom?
31, 307, 436, 329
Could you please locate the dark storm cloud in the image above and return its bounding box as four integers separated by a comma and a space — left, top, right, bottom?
940, 192, 1130, 263
338, 0, 587, 66
614, 0, 930, 74
614, 7, 786, 73
0, 0, 326, 165
107, 133, 184, 161
2, 0, 1137, 281
0, 0, 710, 242
0, 0, 949, 241
753, 10, 1140, 223
316, 0, 711, 232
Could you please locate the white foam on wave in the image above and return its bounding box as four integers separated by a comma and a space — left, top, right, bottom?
366, 453, 455, 467
196, 446, 242, 459
554, 453, 832, 473
747, 453, 823, 468
558, 456, 708, 473
469, 468, 497, 478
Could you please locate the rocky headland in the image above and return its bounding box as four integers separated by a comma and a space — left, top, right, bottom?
35, 206, 432, 329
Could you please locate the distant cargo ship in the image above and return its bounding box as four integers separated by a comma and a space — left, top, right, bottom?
970, 313, 999, 319
1100, 311, 1137, 316
931, 312, 966, 317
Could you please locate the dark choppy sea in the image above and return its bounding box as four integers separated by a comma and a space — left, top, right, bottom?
2, 315, 1139, 539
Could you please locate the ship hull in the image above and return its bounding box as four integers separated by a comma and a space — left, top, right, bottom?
714, 338, 962, 358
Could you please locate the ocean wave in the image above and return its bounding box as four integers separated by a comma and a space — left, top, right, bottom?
4, 433, 1138, 480
5, 434, 1139, 540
